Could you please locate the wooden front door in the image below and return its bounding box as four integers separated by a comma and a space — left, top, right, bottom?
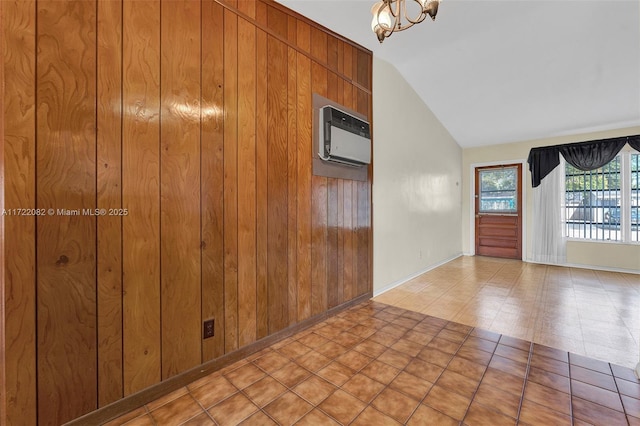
475, 164, 522, 259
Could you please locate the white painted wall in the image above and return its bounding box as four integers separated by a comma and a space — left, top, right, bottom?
462, 126, 640, 272
373, 57, 463, 294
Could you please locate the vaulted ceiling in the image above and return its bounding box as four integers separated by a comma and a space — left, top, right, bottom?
277, 0, 640, 148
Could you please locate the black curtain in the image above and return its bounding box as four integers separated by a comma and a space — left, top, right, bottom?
527, 135, 640, 187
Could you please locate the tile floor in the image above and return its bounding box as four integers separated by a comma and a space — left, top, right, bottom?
375, 256, 640, 369
106, 299, 640, 425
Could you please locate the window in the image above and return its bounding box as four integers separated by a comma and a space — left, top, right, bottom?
564, 152, 638, 242
479, 167, 518, 213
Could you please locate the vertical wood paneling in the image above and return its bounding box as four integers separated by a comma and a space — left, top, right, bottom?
238, 17, 257, 347
160, 0, 202, 379
201, 0, 226, 362
296, 51, 312, 322
256, 27, 269, 339
36, 1, 98, 422
3, 1, 373, 422
122, 0, 161, 395
267, 35, 289, 333
287, 46, 299, 324
224, 8, 239, 353
3, 1, 37, 423
97, 0, 123, 406
311, 61, 328, 316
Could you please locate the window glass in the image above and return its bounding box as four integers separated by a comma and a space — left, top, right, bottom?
565, 157, 621, 241
632, 153, 639, 242
479, 167, 517, 213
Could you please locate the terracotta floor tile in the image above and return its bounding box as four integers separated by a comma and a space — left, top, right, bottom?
446, 356, 487, 381
316, 361, 354, 387
571, 379, 624, 411
416, 347, 455, 367
332, 331, 362, 348
616, 377, 640, 399
406, 404, 459, 426
341, 373, 385, 403
404, 358, 444, 382
146, 387, 189, 412
377, 348, 413, 369
391, 338, 424, 357
360, 359, 401, 384
318, 389, 366, 424
389, 371, 433, 401
623, 395, 640, 418
523, 381, 571, 415
572, 396, 628, 425
611, 364, 640, 382
436, 328, 468, 343
237, 411, 277, 426
102, 407, 147, 426
422, 385, 471, 421
369, 331, 400, 347
292, 375, 337, 405
489, 355, 528, 378
481, 368, 525, 396
403, 330, 436, 346
315, 325, 345, 340
427, 337, 462, 354
117, 414, 155, 426
295, 350, 332, 372
242, 376, 287, 407
462, 336, 499, 354
463, 401, 516, 426
277, 341, 312, 359
628, 415, 640, 426
371, 387, 421, 423
532, 343, 569, 363
295, 409, 340, 426
271, 362, 310, 388
349, 324, 377, 338
470, 328, 501, 342
263, 392, 313, 426
456, 345, 494, 366
530, 353, 570, 377
335, 350, 373, 371
379, 324, 409, 339
351, 406, 402, 426
527, 366, 570, 394
181, 412, 215, 425
208, 393, 258, 426
473, 382, 521, 419
315, 341, 348, 359
446, 322, 473, 334
519, 399, 572, 426
570, 353, 612, 375
352, 339, 387, 358
392, 316, 420, 329
570, 365, 618, 392
436, 369, 480, 399
224, 363, 266, 389
297, 332, 330, 349
253, 351, 290, 373
494, 344, 530, 364
190, 375, 238, 409
498, 335, 531, 352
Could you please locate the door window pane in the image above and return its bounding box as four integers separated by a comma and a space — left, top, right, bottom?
479, 167, 517, 213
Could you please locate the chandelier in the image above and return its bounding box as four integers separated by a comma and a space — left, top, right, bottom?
371, 0, 440, 43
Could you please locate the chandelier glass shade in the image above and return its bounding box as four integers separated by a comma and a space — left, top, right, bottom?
371, 0, 440, 43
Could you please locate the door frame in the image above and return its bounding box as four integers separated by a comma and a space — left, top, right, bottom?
469, 159, 527, 260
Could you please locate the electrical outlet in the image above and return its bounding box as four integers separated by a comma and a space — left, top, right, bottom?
203, 319, 214, 339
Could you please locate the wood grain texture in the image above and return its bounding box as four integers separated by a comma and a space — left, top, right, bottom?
327, 179, 339, 308
238, 0, 256, 19
201, 0, 226, 361
122, 0, 162, 396
160, 0, 202, 379
36, 1, 98, 422
256, 28, 269, 339
267, 35, 289, 333
96, 0, 123, 407
296, 51, 312, 322
267, 4, 288, 39
337, 180, 345, 304
357, 181, 370, 296
287, 46, 298, 325
237, 17, 258, 347
224, 8, 239, 353
343, 182, 354, 301
2, 1, 37, 424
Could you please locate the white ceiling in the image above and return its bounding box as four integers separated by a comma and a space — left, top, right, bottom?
277, 0, 640, 148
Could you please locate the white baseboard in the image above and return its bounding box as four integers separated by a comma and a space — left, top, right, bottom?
373, 253, 463, 297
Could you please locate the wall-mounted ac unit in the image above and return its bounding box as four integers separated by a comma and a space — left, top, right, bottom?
318, 105, 371, 167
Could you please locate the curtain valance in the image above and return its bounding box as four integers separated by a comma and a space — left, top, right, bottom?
527, 135, 640, 187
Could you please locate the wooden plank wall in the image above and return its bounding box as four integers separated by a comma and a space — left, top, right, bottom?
1, 0, 372, 424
